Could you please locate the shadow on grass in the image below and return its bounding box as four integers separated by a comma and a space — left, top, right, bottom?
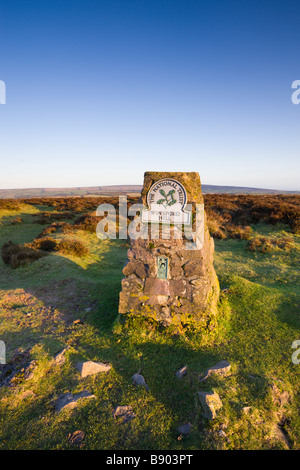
1, 220, 299, 450
0, 236, 232, 443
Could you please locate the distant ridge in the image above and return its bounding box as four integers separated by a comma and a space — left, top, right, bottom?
0, 184, 299, 199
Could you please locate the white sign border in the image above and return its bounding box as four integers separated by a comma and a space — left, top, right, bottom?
142, 178, 192, 225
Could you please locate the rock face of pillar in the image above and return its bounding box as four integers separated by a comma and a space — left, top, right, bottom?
119, 172, 219, 330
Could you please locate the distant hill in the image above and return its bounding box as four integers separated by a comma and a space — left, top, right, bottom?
0, 185, 142, 199
0, 184, 298, 199
201, 185, 299, 195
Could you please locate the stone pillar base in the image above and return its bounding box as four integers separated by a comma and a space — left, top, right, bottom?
119, 172, 219, 332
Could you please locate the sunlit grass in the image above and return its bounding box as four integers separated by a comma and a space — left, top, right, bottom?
0, 206, 299, 450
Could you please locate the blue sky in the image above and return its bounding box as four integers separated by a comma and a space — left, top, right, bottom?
0, 0, 299, 190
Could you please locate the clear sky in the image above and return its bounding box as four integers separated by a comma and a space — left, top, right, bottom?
0, 0, 299, 190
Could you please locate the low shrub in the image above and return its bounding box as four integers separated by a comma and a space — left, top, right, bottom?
29, 237, 58, 252
23, 195, 139, 213
290, 216, 299, 234
1, 241, 45, 268
36, 226, 57, 238
206, 211, 252, 240
56, 238, 89, 256
204, 194, 300, 236
246, 236, 294, 253
226, 225, 252, 240
11, 217, 23, 225
0, 200, 22, 211
34, 211, 74, 225
73, 213, 100, 232
36, 222, 66, 238
61, 222, 75, 233
206, 213, 226, 238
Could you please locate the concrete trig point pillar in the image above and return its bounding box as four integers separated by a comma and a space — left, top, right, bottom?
119, 172, 219, 330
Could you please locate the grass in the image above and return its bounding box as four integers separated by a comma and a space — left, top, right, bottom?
0, 202, 299, 450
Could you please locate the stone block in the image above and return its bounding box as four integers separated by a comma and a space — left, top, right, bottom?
121, 276, 144, 293
200, 360, 231, 381
144, 278, 171, 296
119, 291, 129, 314
198, 390, 223, 419
123, 259, 148, 278
145, 295, 169, 306
183, 258, 206, 277
75, 361, 112, 378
